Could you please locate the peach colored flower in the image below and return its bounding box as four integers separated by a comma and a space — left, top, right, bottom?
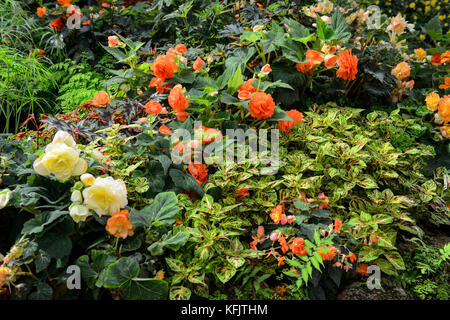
193, 57, 205, 72
108, 35, 122, 47
391, 61, 410, 81
106, 210, 134, 239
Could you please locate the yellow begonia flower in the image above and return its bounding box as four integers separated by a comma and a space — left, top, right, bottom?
33, 140, 87, 181
80, 173, 95, 186
82, 176, 128, 217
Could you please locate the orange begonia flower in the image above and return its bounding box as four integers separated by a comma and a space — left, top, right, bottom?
106, 210, 134, 239
91, 91, 110, 106
37, 7, 47, 16
175, 111, 189, 122
175, 44, 187, 55
296, 61, 314, 74
391, 61, 411, 81
169, 84, 189, 112
57, 0, 72, 7
188, 161, 208, 185
193, 57, 205, 72
261, 64, 272, 74
324, 54, 338, 68
149, 77, 172, 94
278, 109, 304, 134
236, 188, 250, 198
438, 95, 450, 122
356, 264, 369, 276
431, 53, 442, 66
346, 252, 357, 263
334, 218, 342, 233
278, 236, 289, 254
336, 50, 358, 81
439, 77, 450, 90
151, 54, 178, 81
290, 238, 309, 256
425, 92, 440, 111
306, 49, 324, 65
318, 245, 336, 261
49, 18, 64, 32
270, 205, 285, 225
239, 78, 258, 94
159, 125, 172, 135
441, 51, 450, 64
249, 92, 275, 119
145, 101, 163, 114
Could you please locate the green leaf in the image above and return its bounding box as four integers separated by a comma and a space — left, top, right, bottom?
227, 65, 244, 95
215, 265, 237, 284
384, 251, 405, 270
28, 281, 53, 300
103, 257, 139, 289
129, 191, 179, 228
331, 10, 351, 42
358, 246, 384, 263
147, 231, 189, 255
170, 286, 192, 300
122, 279, 168, 300
316, 16, 335, 40
21, 210, 66, 235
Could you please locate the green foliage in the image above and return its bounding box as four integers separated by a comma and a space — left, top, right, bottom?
0, 46, 56, 133
51, 59, 109, 114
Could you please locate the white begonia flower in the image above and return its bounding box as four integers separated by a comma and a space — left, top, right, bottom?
0, 189, 12, 210
80, 173, 95, 186
82, 176, 128, 217
69, 204, 90, 223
